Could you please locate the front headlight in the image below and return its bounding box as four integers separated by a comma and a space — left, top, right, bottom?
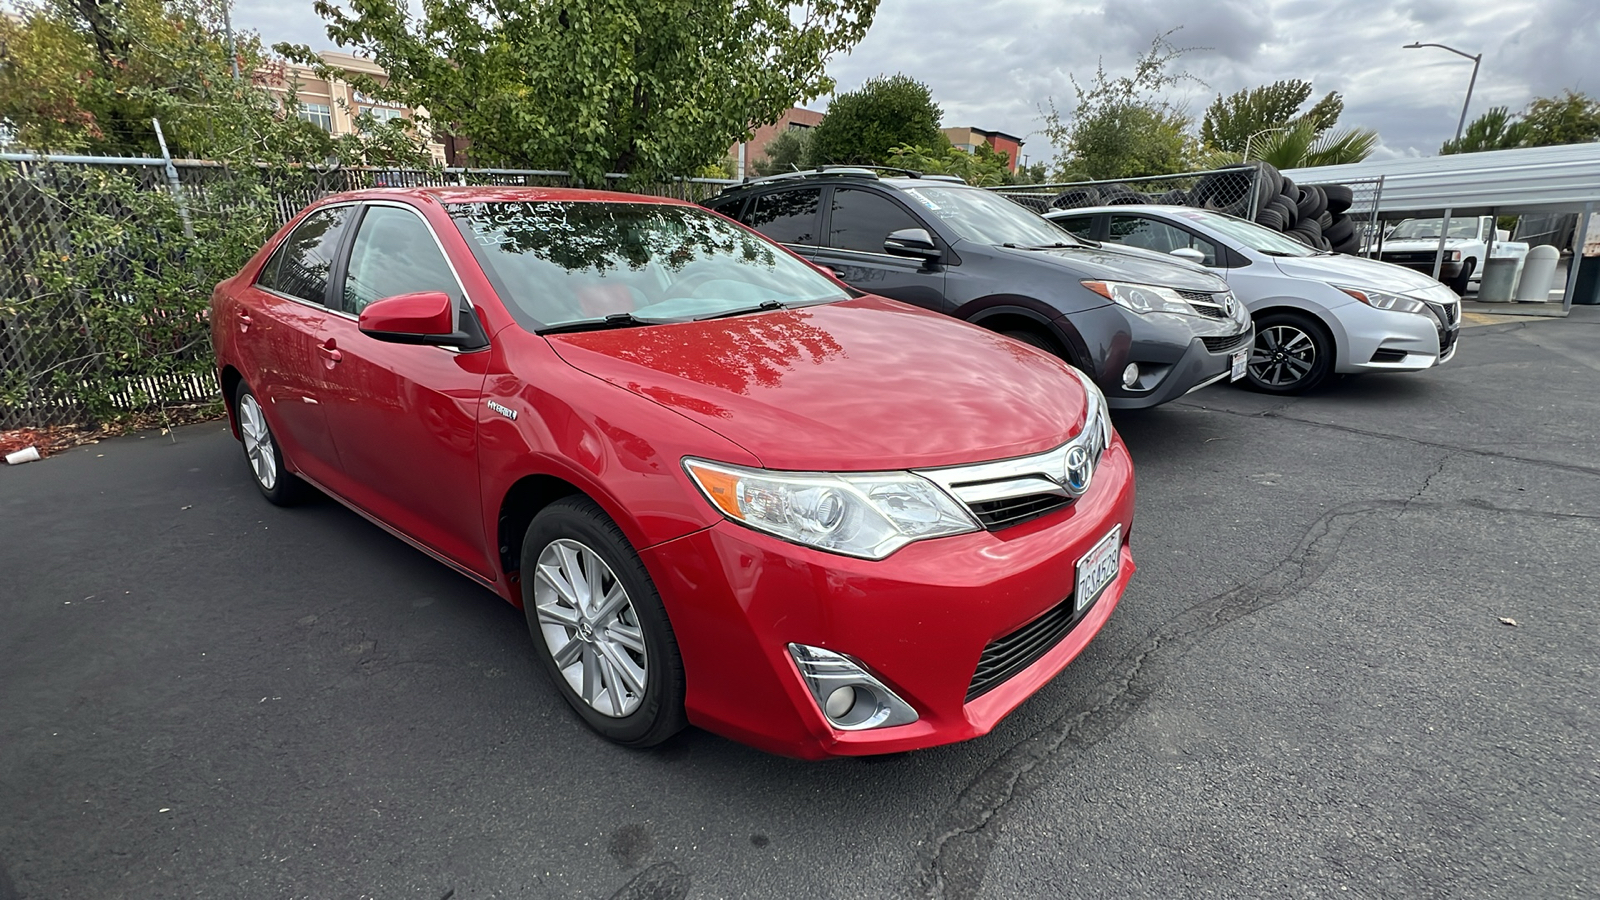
1335, 284, 1428, 314
683, 459, 979, 559
1082, 280, 1200, 316
1067, 366, 1113, 463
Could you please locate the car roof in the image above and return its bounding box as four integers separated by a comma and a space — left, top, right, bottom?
1043, 204, 1194, 217
310, 185, 692, 208
712, 169, 970, 200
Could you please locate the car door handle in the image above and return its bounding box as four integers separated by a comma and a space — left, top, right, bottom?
318, 341, 342, 365
236, 310, 252, 331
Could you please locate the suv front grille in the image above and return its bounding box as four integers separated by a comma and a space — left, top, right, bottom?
1202, 331, 1252, 354
967, 494, 1072, 529
1177, 290, 1230, 319
967, 597, 1083, 701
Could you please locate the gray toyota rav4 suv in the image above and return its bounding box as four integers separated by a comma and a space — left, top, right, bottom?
704, 168, 1254, 408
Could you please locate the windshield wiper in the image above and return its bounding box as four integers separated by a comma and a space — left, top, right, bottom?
1004, 241, 1081, 250
537, 312, 669, 335
695, 299, 787, 321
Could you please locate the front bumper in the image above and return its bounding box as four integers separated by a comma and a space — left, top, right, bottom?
1337, 300, 1461, 372
641, 440, 1137, 759
1055, 304, 1253, 410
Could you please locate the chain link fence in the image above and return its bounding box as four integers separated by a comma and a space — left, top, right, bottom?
0, 154, 737, 431
991, 165, 1386, 258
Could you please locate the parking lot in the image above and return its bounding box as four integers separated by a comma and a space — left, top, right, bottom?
2, 310, 1596, 900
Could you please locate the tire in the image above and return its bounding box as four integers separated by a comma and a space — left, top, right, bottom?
1268, 194, 1298, 229
233, 382, 308, 506
1256, 206, 1285, 231
1156, 188, 1189, 205
1447, 258, 1476, 294
521, 496, 687, 748
1322, 183, 1354, 214
1244, 312, 1334, 394
1297, 185, 1327, 221
1049, 187, 1101, 210
1324, 215, 1355, 245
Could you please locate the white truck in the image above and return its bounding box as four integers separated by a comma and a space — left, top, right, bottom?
1376, 215, 1529, 294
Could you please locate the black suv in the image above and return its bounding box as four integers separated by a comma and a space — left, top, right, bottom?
704, 169, 1254, 408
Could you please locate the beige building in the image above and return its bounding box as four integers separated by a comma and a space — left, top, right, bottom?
256, 51, 446, 165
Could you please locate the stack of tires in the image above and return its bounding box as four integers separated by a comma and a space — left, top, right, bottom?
1042, 162, 1363, 256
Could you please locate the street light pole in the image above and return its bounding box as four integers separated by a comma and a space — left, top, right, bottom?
1403, 41, 1482, 143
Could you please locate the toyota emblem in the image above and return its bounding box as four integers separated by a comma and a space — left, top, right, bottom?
1063, 445, 1093, 496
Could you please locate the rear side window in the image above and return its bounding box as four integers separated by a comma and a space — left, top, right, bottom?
258, 206, 354, 305
1108, 215, 1218, 266
342, 205, 460, 314
742, 188, 822, 245
827, 188, 924, 254
1053, 215, 1095, 239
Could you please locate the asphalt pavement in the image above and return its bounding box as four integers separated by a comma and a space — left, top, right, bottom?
3, 310, 1597, 900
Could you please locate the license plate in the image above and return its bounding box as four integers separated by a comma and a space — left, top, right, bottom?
1075, 525, 1122, 612
1230, 348, 1248, 382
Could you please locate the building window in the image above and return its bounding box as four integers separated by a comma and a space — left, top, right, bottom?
298, 103, 333, 132
787, 122, 812, 131
358, 106, 407, 133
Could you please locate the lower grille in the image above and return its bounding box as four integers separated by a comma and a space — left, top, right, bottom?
1370, 348, 1409, 363
968, 493, 1072, 529
1202, 331, 1252, 354
968, 597, 1082, 701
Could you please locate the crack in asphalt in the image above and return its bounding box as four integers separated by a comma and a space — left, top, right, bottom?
910, 498, 1390, 899
908, 495, 1598, 899
1176, 404, 1600, 480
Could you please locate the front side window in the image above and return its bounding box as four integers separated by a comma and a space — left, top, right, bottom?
342, 206, 460, 314
1108, 215, 1218, 266
741, 189, 822, 245
258, 206, 354, 305
452, 201, 851, 331
827, 188, 923, 254
1052, 215, 1096, 239
895, 185, 1083, 248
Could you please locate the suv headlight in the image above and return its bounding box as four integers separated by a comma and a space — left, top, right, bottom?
1081, 280, 1222, 317
683, 459, 978, 559
1335, 284, 1428, 314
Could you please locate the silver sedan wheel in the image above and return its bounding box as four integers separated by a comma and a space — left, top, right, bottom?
1249, 324, 1316, 387
238, 394, 277, 491
533, 538, 648, 718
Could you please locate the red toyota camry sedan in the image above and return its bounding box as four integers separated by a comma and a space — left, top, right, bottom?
210, 186, 1136, 758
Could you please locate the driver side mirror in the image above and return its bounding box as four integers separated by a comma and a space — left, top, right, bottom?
359, 291, 473, 347
1169, 247, 1206, 264
884, 228, 941, 260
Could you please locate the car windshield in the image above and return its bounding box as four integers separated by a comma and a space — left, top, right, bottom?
896, 185, 1082, 248
449, 201, 851, 331
1168, 208, 1321, 257
1388, 218, 1479, 240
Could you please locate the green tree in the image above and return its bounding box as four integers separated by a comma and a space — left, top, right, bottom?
752, 127, 813, 176
1244, 118, 1378, 168
885, 139, 1011, 186
1440, 106, 1529, 154
293, 0, 878, 185
1042, 33, 1198, 181
1200, 79, 1345, 153
0, 0, 429, 164
804, 73, 943, 166
1521, 90, 1600, 146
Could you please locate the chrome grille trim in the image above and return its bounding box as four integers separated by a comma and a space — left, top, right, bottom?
916, 435, 1099, 530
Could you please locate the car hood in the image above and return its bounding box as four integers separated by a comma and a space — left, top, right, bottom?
991, 243, 1229, 292
1270, 253, 1460, 301
546, 296, 1089, 471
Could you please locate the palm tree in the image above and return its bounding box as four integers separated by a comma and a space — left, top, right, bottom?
1195, 119, 1379, 170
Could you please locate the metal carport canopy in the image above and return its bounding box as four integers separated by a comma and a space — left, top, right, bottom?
1282, 143, 1600, 217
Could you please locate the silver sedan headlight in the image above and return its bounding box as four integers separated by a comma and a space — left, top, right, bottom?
1335, 284, 1429, 315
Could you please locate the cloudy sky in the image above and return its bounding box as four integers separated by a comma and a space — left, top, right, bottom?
232, 0, 1598, 162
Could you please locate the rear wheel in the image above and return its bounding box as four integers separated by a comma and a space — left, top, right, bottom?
1448, 258, 1476, 295
521, 496, 687, 747
234, 383, 308, 505
1243, 312, 1333, 395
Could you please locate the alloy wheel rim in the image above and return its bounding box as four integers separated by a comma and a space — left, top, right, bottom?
238, 395, 277, 490
1249, 325, 1316, 387
533, 538, 648, 718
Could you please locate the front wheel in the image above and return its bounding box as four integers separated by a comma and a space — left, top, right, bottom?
521, 497, 687, 747
1243, 313, 1333, 395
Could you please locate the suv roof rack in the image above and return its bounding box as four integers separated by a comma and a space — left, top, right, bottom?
743, 164, 961, 186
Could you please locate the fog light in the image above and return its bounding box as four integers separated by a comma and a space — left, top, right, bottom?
1122, 363, 1139, 388
825, 686, 857, 718
787, 643, 919, 731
